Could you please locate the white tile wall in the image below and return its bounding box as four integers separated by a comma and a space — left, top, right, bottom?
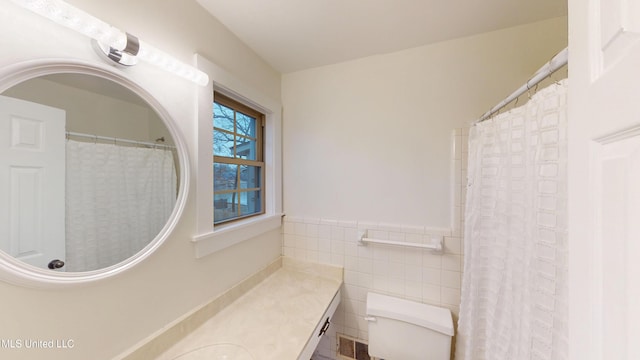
287, 128, 469, 359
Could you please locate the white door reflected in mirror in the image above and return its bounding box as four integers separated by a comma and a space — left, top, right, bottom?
0, 95, 66, 270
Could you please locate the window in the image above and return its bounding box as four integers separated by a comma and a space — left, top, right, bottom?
194, 55, 282, 257
213, 92, 265, 224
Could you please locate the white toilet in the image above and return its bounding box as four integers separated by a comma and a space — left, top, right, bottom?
366, 292, 454, 360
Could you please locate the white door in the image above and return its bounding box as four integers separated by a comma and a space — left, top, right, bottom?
0, 95, 66, 270
569, 0, 640, 359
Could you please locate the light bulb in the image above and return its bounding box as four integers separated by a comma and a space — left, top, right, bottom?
138, 41, 209, 86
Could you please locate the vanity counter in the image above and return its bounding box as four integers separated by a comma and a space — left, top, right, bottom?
154, 258, 343, 360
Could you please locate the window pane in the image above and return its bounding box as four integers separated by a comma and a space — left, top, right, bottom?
236, 112, 256, 138
213, 129, 234, 157
214, 163, 238, 191
235, 136, 257, 160
240, 165, 261, 189
214, 193, 237, 223
212, 92, 264, 224
213, 102, 235, 132
240, 190, 261, 216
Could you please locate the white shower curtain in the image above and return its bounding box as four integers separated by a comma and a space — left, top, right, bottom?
65, 140, 177, 272
456, 80, 568, 360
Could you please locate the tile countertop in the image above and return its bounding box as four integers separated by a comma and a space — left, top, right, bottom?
155, 258, 343, 360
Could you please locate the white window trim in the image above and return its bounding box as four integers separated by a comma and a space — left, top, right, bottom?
193, 55, 283, 258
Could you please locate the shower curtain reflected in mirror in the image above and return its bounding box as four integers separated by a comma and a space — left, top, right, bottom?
456, 80, 568, 360
65, 140, 177, 272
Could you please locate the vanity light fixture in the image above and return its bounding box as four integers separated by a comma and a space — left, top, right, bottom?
9, 0, 210, 86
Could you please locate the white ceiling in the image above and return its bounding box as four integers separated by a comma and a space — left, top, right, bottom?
195, 0, 567, 73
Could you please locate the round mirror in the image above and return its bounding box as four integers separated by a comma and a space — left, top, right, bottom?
0, 59, 189, 287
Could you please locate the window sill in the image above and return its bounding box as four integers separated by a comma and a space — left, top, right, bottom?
192, 213, 284, 258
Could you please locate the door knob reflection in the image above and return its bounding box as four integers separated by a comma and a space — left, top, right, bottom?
47, 259, 65, 270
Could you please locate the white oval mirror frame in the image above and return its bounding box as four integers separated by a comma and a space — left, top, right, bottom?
0, 58, 190, 288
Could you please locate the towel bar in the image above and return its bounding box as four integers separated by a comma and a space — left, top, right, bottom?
357, 230, 443, 253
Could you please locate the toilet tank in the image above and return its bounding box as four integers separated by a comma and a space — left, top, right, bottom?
366, 292, 454, 360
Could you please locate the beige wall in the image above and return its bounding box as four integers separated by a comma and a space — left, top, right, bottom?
0, 1, 281, 359
282, 16, 568, 227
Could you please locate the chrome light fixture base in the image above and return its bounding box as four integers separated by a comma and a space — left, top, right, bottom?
91, 32, 139, 67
